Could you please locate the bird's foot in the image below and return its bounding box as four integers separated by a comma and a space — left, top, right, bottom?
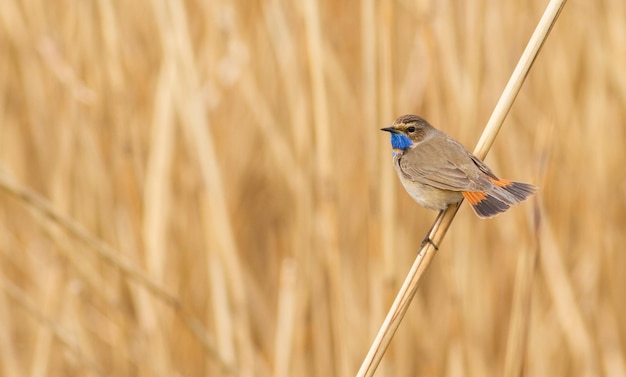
421, 236, 439, 251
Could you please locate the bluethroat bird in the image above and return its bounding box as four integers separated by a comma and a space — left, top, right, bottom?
382, 114, 537, 219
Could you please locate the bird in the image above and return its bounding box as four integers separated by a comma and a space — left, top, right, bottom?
381, 114, 537, 219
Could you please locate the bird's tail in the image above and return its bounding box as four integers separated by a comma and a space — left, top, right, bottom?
462, 178, 537, 219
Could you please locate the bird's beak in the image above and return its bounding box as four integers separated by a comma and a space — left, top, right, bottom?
380, 126, 398, 133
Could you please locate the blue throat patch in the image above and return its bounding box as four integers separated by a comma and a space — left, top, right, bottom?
390, 133, 413, 150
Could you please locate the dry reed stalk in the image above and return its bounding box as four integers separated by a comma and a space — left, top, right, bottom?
258, 3, 315, 375
0, 169, 235, 373
155, 1, 239, 370
153, 0, 257, 373
357, 0, 567, 375
503, 236, 539, 377
597, 303, 626, 376
260, 2, 319, 376
536, 199, 598, 376
360, 0, 394, 373
143, 58, 175, 283
0, 170, 179, 307
360, 0, 387, 366
0, 276, 104, 376
238, 73, 305, 194
138, 30, 177, 375
30, 259, 62, 377
376, 0, 396, 293
301, 0, 350, 375
501, 120, 552, 377
0, 288, 19, 376
273, 259, 298, 377
375, 2, 400, 374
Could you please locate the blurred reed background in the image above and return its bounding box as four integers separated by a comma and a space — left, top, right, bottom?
0, 0, 625, 376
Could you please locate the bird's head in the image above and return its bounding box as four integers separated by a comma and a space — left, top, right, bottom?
381, 114, 432, 154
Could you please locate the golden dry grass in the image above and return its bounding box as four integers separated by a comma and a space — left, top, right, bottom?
0, 1, 625, 376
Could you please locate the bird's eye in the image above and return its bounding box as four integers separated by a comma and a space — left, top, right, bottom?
407, 126, 416, 133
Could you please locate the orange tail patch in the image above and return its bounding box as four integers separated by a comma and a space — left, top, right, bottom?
462, 191, 511, 219
462, 191, 487, 206
463, 178, 537, 218
488, 177, 513, 188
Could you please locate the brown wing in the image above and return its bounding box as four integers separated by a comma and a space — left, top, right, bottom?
398, 134, 492, 192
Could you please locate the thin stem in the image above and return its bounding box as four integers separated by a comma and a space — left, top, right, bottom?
357, 0, 567, 375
